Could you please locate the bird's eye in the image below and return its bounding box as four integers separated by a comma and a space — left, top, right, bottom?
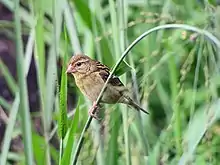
76, 62, 82, 67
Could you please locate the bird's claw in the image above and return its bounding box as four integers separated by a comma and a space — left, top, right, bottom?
89, 111, 101, 120
89, 102, 101, 120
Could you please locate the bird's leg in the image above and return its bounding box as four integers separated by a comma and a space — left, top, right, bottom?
89, 102, 98, 114
88, 102, 100, 120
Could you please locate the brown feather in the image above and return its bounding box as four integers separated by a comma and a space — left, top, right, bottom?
98, 71, 124, 86
69, 53, 91, 66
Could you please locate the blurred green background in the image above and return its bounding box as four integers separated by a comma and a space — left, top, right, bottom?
1, 0, 220, 165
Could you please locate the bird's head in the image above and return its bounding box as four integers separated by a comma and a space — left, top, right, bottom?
66, 54, 94, 75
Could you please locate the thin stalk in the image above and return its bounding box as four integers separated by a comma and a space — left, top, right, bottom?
0, 60, 17, 94
106, 1, 122, 165
59, 139, 64, 165
128, 49, 150, 156
0, 97, 11, 110
45, 0, 59, 137
24, 28, 35, 75
90, 0, 103, 60
53, 1, 64, 164
207, 43, 219, 98
156, 0, 171, 42
89, 2, 106, 165
168, 54, 181, 155
109, 0, 120, 58
72, 24, 220, 165
127, 41, 150, 156
63, 0, 82, 53
33, 0, 51, 163
14, 0, 34, 164
118, 0, 131, 164
190, 37, 205, 120
0, 93, 20, 165
92, 120, 105, 165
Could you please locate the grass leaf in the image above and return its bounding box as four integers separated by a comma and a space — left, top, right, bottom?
179, 99, 220, 165
14, 0, 34, 163
61, 99, 80, 165
0, 93, 20, 165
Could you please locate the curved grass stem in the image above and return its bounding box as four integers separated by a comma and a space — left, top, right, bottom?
72, 24, 220, 165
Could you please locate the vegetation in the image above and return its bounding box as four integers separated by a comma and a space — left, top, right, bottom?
0, 0, 220, 165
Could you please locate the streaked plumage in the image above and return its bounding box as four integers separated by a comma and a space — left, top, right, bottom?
66, 53, 149, 118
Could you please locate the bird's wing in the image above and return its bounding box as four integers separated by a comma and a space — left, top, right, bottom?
95, 61, 124, 87
99, 71, 124, 86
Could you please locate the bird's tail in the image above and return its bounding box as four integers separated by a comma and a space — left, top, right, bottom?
124, 96, 149, 114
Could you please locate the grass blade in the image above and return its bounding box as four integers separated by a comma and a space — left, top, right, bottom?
14, 0, 34, 163
33, 0, 51, 163
0, 60, 17, 94
0, 96, 11, 110
61, 99, 80, 165
64, 0, 82, 53
58, 64, 68, 163
168, 53, 181, 155
0, 93, 20, 165
179, 99, 220, 165
58, 26, 68, 163
106, 109, 120, 165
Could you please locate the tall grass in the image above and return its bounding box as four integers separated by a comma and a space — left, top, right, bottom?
1, 0, 220, 165
14, 0, 34, 164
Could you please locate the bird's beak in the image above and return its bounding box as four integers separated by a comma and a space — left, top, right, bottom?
66, 65, 76, 74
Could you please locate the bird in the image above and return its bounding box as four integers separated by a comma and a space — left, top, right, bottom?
66, 53, 149, 119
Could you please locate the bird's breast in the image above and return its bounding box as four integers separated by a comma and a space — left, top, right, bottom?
75, 73, 104, 102
75, 73, 123, 104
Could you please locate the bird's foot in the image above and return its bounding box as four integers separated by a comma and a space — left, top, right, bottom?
89, 102, 101, 120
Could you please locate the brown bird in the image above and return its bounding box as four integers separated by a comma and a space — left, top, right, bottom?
66, 53, 149, 119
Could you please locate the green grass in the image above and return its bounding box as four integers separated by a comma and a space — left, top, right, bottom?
14, 0, 34, 164
1, 0, 220, 165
